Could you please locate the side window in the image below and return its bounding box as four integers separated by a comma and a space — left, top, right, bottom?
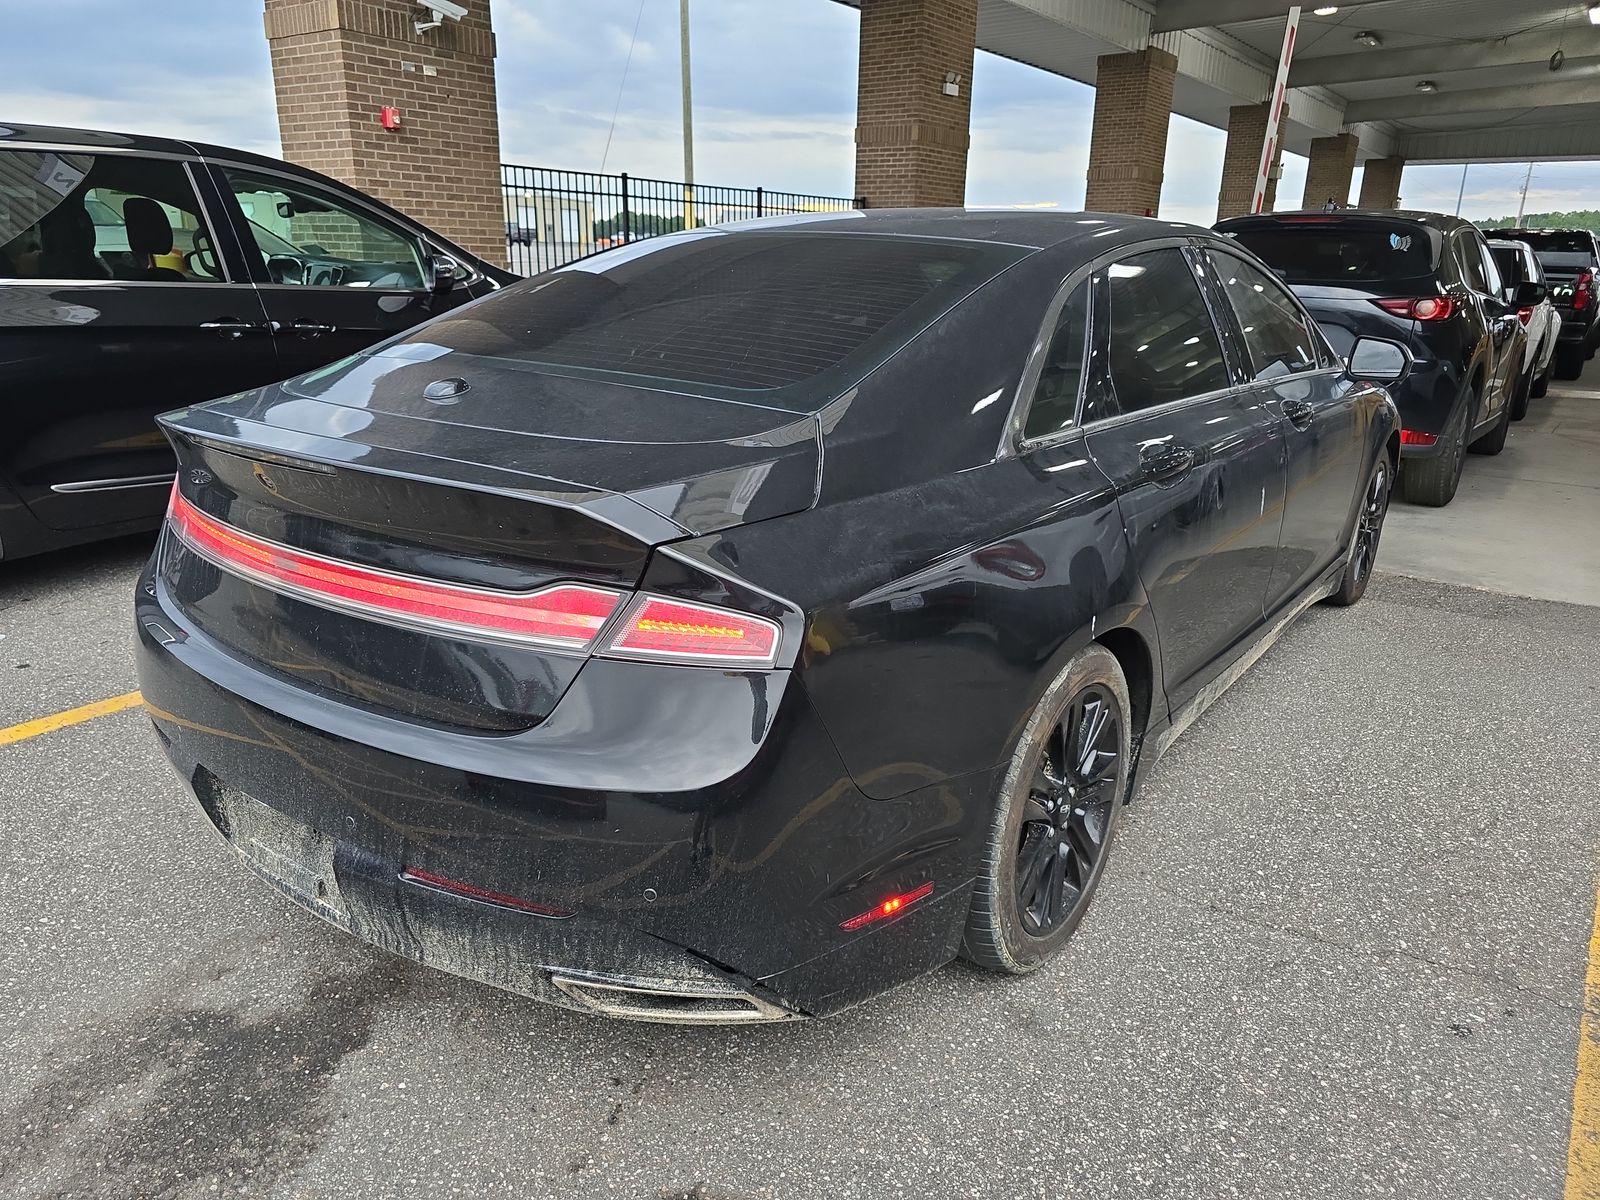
1106, 248, 1230, 413
1457, 233, 1488, 292
220, 168, 424, 289
1206, 252, 1320, 381
1479, 240, 1504, 295
0, 150, 221, 282
1023, 281, 1089, 441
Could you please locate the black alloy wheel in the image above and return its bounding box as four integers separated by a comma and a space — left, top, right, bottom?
1015, 686, 1120, 936
1329, 457, 1389, 606
962, 643, 1131, 974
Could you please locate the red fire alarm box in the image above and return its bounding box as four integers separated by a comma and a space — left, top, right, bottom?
380, 106, 402, 131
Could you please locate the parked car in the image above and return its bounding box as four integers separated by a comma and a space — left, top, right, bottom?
506, 220, 534, 246
137, 211, 1399, 1023
1488, 238, 1561, 413
1216, 210, 1531, 507
1500, 228, 1600, 380
0, 122, 516, 563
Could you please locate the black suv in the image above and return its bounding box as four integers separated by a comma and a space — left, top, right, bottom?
1499, 228, 1600, 380
0, 123, 515, 563
1216, 210, 1533, 507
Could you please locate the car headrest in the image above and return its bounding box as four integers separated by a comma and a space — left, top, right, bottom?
123, 197, 174, 256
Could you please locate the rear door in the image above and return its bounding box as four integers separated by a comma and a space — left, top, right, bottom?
203, 162, 494, 380
1080, 244, 1286, 712
1202, 247, 1360, 609
0, 146, 278, 532
1455, 228, 1518, 423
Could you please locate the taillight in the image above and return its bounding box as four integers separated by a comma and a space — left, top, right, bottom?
1400, 429, 1437, 446
600, 594, 782, 668
840, 882, 935, 931
1374, 297, 1453, 321
167, 490, 786, 665
1574, 270, 1593, 312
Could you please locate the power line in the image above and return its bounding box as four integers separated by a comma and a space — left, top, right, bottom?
600, 0, 649, 174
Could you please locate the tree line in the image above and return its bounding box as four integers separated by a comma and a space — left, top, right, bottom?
1479, 210, 1600, 231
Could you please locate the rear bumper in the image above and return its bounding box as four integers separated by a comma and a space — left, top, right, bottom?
134, 557, 987, 1020
1383, 360, 1459, 458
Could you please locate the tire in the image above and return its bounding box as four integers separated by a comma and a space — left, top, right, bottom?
1555, 344, 1584, 380
1510, 366, 1533, 421
1530, 367, 1550, 400
961, 644, 1131, 975
1400, 397, 1468, 507
1469, 395, 1511, 456
1326, 456, 1390, 607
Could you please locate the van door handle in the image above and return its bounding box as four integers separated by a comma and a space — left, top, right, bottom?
199, 319, 269, 339
1139, 443, 1196, 483
1282, 399, 1314, 429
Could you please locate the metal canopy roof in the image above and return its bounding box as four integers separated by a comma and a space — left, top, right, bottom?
836, 0, 1600, 162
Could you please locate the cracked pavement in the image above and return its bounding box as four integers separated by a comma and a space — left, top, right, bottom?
2, 536, 1598, 1198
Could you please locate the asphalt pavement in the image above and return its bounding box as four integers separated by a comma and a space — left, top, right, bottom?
2, 385, 1598, 1199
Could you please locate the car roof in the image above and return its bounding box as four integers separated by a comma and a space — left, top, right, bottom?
708, 208, 1219, 253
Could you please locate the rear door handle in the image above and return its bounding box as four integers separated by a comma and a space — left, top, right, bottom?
1282, 398, 1314, 429
288, 321, 338, 338
200, 319, 270, 339
1139, 443, 1196, 483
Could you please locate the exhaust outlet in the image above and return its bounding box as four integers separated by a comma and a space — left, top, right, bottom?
551, 971, 802, 1025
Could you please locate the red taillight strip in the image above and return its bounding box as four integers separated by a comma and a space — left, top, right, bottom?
168, 490, 623, 651
840, 882, 935, 932
601, 593, 782, 668
400, 867, 572, 918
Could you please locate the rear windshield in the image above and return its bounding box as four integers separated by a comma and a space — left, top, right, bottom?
1224, 222, 1436, 285
1508, 230, 1598, 270
408, 232, 1018, 397
1490, 246, 1525, 284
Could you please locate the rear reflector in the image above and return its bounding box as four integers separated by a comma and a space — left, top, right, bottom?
400, 866, 572, 918
1517, 306, 1534, 326
840, 882, 935, 931
601, 594, 782, 668
169, 489, 623, 651
1400, 429, 1437, 446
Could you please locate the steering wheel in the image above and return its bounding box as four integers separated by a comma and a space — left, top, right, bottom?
189, 231, 221, 280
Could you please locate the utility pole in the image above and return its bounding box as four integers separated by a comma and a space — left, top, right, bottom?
1515, 161, 1534, 225
1454, 163, 1468, 216
679, 0, 696, 232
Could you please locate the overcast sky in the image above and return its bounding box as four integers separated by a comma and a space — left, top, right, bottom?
4, 0, 1596, 226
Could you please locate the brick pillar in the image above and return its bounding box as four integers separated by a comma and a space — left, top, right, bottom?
1300, 132, 1359, 211
854, 0, 977, 207
1358, 156, 1406, 210
263, 0, 506, 266
1216, 101, 1289, 220
1084, 47, 1178, 216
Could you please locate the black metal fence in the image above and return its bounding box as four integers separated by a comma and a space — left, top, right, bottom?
501, 164, 863, 275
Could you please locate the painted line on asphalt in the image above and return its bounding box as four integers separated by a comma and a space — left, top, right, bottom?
0, 691, 144, 747
1567, 887, 1600, 1200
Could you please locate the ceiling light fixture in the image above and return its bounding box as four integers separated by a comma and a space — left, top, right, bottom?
1416, 79, 1439, 92
1590, 2, 1600, 25
1551, 48, 1566, 70
1313, 5, 1339, 14
1354, 30, 1382, 47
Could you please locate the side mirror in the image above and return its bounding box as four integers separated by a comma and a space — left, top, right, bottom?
1347, 336, 1410, 382
428, 253, 459, 295
1513, 280, 1547, 306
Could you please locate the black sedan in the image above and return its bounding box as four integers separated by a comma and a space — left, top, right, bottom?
135, 211, 1399, 1022
0, 122, 514, 563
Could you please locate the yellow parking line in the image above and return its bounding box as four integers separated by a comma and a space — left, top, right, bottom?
0, 691, 144, 747
1568, 888, 1600, 1199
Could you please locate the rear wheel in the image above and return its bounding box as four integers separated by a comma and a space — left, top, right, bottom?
1510, 365, 1533, 421
1555, 344, 1585, 380
1327, 456, 1390, 607
1400, 397, 1468, 507
1530, 366, 1550, 400
961, 644, 1130, 975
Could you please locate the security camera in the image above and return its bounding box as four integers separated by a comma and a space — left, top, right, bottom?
415, 0, 467, 31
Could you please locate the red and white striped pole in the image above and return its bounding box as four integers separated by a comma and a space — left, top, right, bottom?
1251, 5, 1301, 214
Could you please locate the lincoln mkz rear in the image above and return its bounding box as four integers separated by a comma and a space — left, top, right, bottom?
136, 212, 1398, 1023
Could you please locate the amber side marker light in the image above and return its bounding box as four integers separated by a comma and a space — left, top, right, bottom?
400, 866, 573, 918
840, 882, 935, 932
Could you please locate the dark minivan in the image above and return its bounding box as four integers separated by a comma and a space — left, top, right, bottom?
1500, 228, 1600, 380
1216, 210, 1533, 507
0, 123, 515, 563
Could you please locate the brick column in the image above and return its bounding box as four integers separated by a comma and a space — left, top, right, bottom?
263, 0, 506, 266
853, 0, 977, 208
1084, 47, 1178, 216
1358, 156, 1406, 210
1216, 101, 1289, 220
1300, 132, 1359, 211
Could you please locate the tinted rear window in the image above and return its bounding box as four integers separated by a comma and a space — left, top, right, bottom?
410, 232, 1016, 396
1224, 223, 1436, 285
1511, 231, 1596, 255
1490, 246, 1525, 284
